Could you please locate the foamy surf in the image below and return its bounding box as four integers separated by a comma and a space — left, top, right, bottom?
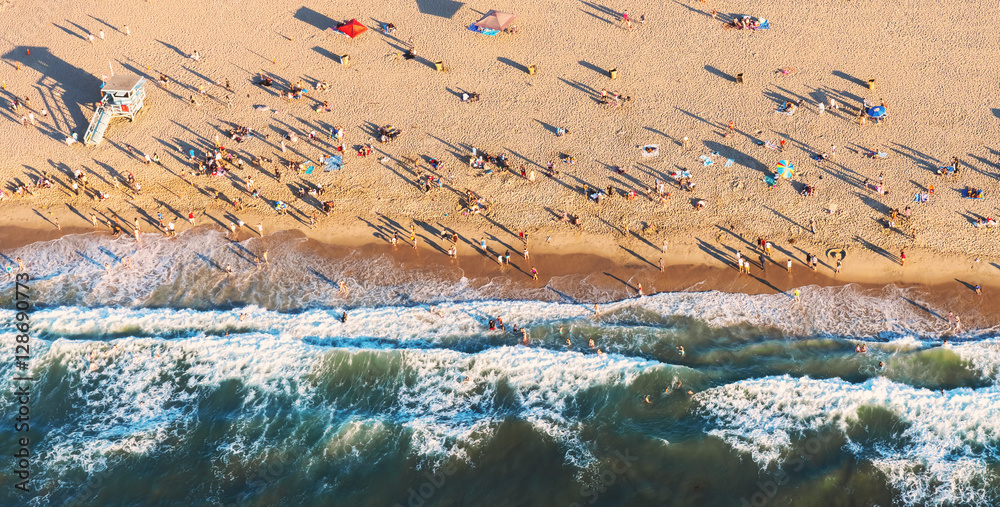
696, 375, 1000, 506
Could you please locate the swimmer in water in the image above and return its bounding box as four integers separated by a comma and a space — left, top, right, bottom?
341, 311, 347, 323
597, 348, 604, 355
589, 339, 595, 349
677, 345, 685, 356
566, 338, 571, 346
877, 361, 884, 370
644, 395, 651, 404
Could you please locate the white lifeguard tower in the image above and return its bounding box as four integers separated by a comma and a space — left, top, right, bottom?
83, 74, 147, 146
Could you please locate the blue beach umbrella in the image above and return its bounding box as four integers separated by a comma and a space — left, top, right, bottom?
775, 160, 794, 178
867, 106, 886, 118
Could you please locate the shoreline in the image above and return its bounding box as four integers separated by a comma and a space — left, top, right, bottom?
3, 219, 999, 330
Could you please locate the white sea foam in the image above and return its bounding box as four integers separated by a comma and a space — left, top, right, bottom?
951, 339, 1000, 382
7, 285, 997, 352
696, 375, 1000, 506
397, 346, 659, 469
8, 230, 998, 340
0, 329, 659, 481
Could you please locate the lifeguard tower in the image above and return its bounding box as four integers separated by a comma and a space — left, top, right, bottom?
83, 74, 147, 146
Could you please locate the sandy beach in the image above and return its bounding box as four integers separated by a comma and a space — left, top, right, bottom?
1, 0, 999, 295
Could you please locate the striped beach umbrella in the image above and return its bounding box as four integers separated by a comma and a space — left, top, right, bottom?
775, 160, 795, 178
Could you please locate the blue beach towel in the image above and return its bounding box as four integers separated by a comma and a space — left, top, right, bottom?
468, 24, 500, 36
324, 155, 343, 172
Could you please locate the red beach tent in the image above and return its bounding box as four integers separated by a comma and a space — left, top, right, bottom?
337, 19, 368, 38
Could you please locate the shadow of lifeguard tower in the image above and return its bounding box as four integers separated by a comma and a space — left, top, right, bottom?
83, 74, 147, 145
2, 46, 103, 136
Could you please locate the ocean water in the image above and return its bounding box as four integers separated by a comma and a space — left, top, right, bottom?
1, 230, 999, 506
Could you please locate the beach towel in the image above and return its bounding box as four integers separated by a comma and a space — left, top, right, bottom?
764, 141, 779, 150
305, 165, 315, 175
468, 24, 500, 36
703, 158, 714, 167
324, 155, 343, 172
641, 144, 659, 157
764, 175, 777, 186
724, 159, 734, 168
962, 189, 984, 199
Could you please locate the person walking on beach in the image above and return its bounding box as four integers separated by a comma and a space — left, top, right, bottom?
836, 259, 842, 274
793, 289, 800, 302
188, 211, 196, 226
809, 218, 816, 234
16, 257, 24, 271
899, 249, 906, 266
659, 257, 664, 272
531, 266, 538, 280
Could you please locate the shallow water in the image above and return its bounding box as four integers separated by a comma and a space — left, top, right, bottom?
1, 231, 998, 506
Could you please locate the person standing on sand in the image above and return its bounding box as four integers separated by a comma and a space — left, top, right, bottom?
91, 213, 98, 228
257, 222, 263, 236
900, 249, 906, 266
531, 266, 538, 280
662, 239, 668, 253
810, 218, 816, 234
793, 289, 800, 302
836, 259, 842, 274
16, 257, 24, 271
787, 259, 792, 272
975, 284, 982, 295
659, 258, 664, 272
188, 211, 196, 225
